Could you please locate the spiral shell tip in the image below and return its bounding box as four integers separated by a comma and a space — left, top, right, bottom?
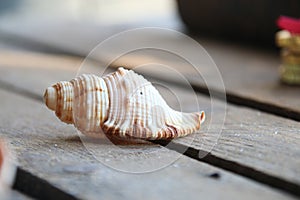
44, 86, 57, 111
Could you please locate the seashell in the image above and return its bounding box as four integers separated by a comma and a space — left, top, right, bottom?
44, 67, 205, 140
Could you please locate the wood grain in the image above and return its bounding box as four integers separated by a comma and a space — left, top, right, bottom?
0, 21, 299, 118
154, 80, 300, 194
5, 190, 33, 200
0, 49, 299, 198
0, 89, 294, 200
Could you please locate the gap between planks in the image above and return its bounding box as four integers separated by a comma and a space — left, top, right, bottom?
13, 167, 78, 200
138, 72, 300, 122
0, 81, 76, 198
1, 78, 299, 199
2, 88, 295, 200
1, 32, 300, 122
153, 140, 300, 197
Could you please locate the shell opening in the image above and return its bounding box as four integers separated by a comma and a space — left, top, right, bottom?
44, 86, 57, 111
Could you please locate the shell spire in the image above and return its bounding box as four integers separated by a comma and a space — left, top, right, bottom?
44, 67, 205, 140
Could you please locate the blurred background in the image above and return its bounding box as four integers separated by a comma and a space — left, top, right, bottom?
0, 0, 299, 52
0, 0, 299, 104
0, 0, 300, 106
0, 0, 181, 54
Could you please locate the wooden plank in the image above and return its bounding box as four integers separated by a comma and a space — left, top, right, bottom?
1, 21, 299, 119
170, 99, 300, 194
195, 38, 300, 120
0, 89, 294, 199
94, 39, 300, 121
0, 49, 299, 196
5, 190, 33, 200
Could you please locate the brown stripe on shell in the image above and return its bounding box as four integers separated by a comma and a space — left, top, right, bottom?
52, 81, 73, 124
54, 82, 62, 119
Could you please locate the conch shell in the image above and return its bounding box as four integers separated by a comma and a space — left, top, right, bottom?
44, 67, 205, 140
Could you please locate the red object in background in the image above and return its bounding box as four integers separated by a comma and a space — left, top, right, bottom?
277, 16, 300, 34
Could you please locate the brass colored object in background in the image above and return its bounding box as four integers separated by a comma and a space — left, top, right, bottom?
276, 31, 300, 53
276, 30, 300, 85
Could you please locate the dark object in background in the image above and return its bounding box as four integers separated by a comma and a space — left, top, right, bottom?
176, 0, 300, 46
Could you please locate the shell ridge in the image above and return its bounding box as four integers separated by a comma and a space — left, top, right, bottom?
102, 74, 115, 134
114, 70, 127, 137
124, 70, 155, 139
102, 69, 128, 137
69, 74, 109, 136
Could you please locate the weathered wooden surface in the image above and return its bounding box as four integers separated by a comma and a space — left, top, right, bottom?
0, 49, 299, 199
5, 190, 33, 200
0, 89, 294, 200
1, 49, 300, 183
0, 21, 299, 118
